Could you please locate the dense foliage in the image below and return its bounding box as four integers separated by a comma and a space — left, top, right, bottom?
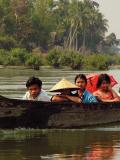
46, 48, 120, 70
0, 48, 120, 70
0, 0, 119, 53
0, 0, 119, 70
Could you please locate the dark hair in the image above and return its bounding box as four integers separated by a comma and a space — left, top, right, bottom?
26, 77, 42, 88
75, 74, 87, 84
97, 74, 111, 88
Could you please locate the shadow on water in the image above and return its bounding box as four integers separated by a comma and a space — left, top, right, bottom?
0, 128, 120, 159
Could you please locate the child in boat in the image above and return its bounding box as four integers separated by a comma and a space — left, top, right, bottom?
93, 74, 120, 102
23, 76, 50, 101
50, 78, 81, 103
74, 74, 98, 103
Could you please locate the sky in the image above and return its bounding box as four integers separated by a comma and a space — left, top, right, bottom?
95, 0, 120, 39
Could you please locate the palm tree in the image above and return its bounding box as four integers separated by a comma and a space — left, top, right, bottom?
77, 0, 108, 53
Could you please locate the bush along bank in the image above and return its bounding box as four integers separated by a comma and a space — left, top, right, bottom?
0, 48, 119, 70
46, 48, 119, 70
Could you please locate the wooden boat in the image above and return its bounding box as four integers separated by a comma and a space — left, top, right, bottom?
0, 95, 120, 129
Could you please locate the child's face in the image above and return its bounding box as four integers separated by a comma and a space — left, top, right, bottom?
28, 84, 41, 99
100, 81, 110, 91
75, 78, 86, 90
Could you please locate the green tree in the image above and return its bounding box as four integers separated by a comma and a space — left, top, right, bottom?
84, 54, 110, 70
10, 48, 29, 64
25, 54, 43, 70
31, 0, 55, 49
47, 49, 61, 68
0, 36, 17, 50
61, 50, 84, 69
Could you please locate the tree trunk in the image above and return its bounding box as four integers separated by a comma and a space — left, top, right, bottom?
82, 29, 86, 54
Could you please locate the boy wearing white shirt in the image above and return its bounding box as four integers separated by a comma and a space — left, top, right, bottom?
23, 77, 50, 101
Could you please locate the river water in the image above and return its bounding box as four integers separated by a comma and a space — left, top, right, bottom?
0, 67, 120, 160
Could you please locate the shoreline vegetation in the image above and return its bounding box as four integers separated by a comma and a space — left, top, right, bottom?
0, 0, 120, 71
0, 48, 120, 71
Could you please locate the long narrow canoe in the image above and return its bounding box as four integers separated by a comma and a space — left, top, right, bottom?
0, 95, 120, 128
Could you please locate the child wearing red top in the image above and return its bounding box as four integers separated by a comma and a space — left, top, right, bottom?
93, 74, 119, 102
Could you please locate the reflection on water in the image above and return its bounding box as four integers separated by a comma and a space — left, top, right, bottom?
0, 129, 119, 160
0, 68, 120, 159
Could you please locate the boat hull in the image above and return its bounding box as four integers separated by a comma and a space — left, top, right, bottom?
0, 96, 120, 128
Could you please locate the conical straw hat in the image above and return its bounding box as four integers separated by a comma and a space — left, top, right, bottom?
49, 78, 79, 92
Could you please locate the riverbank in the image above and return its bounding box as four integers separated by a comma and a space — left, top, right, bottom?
1, 63, 120, 70
109, 65, 120, 70
0, 48, 120, 70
